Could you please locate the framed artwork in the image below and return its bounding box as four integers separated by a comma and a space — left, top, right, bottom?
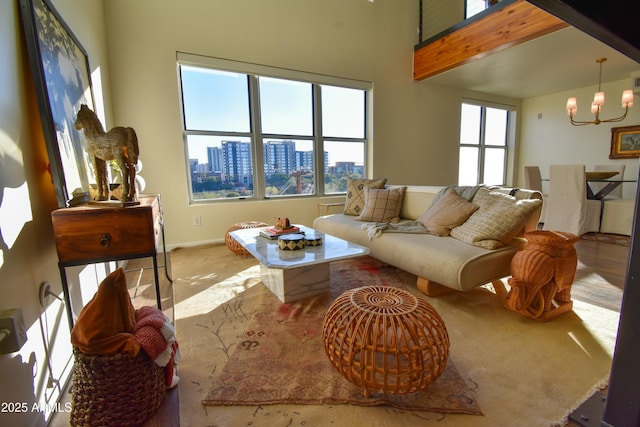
20, 0, 94, 207
609, 125, 640, 159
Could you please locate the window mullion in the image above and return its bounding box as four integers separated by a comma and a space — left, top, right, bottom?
249, 75, 265, 199
313, 84, 325, 197
478, 107, 487, 184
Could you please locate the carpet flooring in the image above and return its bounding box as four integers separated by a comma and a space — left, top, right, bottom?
170, 244, 620, 427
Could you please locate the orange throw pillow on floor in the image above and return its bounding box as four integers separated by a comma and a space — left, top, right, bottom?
71, 268, 140, 356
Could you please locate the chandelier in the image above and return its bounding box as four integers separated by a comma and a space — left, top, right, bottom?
565, 58, 634, 126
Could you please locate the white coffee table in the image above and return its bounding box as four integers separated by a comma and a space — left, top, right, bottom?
230, 225, 369, 302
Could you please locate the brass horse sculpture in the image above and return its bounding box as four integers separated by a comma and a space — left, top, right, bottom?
74, 104, 139, 202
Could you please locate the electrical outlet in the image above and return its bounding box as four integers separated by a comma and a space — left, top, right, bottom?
193, 215, 201, 226
0, 308, 27, 354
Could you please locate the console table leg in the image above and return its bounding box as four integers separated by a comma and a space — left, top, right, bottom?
59, 266, 75, 330
152, 255, 162, 310
160, 222, 173, 283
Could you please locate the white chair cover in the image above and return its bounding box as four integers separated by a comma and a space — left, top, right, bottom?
543, 164, 601, 235
591, 164, 626, 199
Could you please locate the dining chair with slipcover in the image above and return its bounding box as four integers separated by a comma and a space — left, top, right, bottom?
543, 164, 601, 235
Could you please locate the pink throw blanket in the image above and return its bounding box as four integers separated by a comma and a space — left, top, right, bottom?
134, 306, 181, 388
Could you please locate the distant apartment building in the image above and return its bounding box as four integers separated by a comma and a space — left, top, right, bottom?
264, 140, 297, 176
192, 140, 335, 184
222, 141, 253, 186
207, 146, 223, 174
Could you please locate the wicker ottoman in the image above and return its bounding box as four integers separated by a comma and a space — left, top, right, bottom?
323, 286, 449, 397
225, 221, 268, 256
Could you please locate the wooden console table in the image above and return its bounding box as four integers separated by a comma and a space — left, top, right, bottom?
51, 194, 170, 329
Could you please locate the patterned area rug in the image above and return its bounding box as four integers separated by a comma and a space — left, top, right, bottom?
202, 257, 480, 414
171, 244, 619, 426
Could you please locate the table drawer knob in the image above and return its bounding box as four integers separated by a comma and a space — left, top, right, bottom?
100, 233, 112, 247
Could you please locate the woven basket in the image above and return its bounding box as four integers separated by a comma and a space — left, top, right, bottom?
323, 286, 449, 397
225, 221, 268, 256
71, 348, 165, 427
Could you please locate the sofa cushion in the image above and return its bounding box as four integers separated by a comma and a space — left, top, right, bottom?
343, 178, 387, 216
358, 186, 406, 222
418, 188, 479, 236
450, 187, 542, 249
429, 185, 482, 207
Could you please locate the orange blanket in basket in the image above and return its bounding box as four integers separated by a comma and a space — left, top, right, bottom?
71, 268, 141, 356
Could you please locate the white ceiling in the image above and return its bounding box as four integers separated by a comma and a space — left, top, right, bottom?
422, 26, 640, 99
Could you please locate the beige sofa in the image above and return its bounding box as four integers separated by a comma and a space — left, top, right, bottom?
313, 185, 543, 295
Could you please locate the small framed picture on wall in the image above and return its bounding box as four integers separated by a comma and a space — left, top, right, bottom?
609, 125, 640, 159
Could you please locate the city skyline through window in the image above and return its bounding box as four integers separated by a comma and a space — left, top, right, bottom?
178, 59, 370, 201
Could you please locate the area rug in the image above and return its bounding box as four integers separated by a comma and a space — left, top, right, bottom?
202, 257, 481, 414
170, 244, 620, 427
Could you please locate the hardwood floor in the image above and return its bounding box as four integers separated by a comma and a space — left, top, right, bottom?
571, 238, 627, 311
565, 238, 628, 426
48, 236, 628, 427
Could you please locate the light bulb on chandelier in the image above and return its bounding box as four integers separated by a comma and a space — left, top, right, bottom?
566, 58, 634, 126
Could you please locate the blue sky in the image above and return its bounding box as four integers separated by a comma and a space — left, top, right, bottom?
181, 66, 365, 166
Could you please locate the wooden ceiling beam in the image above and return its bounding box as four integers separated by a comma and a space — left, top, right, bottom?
413, 0, 569, 81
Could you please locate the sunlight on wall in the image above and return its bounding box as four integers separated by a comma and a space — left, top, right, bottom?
30, 296, 73, 422
0, 297, 74, 424
0, 129, 32, 269
79, 263, 109, 308
0, 182, 33, 248
90, 67, 106, 126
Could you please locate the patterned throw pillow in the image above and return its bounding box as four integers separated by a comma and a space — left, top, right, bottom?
450, 187, 542, 249
418, 188, 479, 236
357, 186, 406, 223
343, 178, 387, 216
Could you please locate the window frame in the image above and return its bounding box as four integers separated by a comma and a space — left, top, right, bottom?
177, 52, 372, 204
458, 99, 515, 186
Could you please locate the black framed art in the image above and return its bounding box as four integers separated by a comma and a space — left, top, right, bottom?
20, 0, 94, 207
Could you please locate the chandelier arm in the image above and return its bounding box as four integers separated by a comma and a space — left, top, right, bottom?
569, 106, 629, 126
569, 114, 594, 126
570, 119, 593, 126
599, 107, 629, 124
602, 116, 628, 124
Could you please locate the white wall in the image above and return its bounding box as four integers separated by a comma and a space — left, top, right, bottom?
1, 1, 110, 425
103, 0, 522, 249
519, 78, 640, 198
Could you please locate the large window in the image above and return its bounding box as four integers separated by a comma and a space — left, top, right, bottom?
178, 54, 370, 202
458, 102, 512, 186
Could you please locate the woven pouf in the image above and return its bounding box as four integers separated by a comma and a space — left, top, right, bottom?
70, 348, 165, 427
323, 286, 449, 397
225, 221, 268, 256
